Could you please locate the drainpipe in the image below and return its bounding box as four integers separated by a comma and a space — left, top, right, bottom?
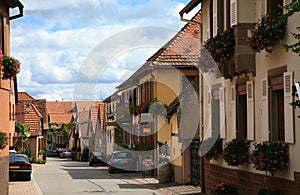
9, 1, 24, 20
180, 11, 205, 191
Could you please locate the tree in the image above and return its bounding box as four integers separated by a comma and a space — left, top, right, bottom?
281, 0, 300, 55
15, 121, 30, 154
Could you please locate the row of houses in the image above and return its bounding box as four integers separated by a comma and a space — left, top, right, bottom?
98, 0, 300, 194
0, 0, 24, 194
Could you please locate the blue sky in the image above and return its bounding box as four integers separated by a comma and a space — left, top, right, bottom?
10, 0, 199, 101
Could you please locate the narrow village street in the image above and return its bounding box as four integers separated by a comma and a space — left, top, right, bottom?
9, 158, 202, 195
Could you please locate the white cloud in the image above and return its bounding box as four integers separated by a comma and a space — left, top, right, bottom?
10, 0, 196, 101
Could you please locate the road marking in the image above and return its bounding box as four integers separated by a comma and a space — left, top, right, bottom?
32, 165, 44, 195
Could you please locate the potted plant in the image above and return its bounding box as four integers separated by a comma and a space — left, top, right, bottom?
247, 15, 287, 53
250, 142, 289, 176
211, 181, 238, 195
0, 131, 8, 150
223, 139, 249, 166
0, 52, 21, 80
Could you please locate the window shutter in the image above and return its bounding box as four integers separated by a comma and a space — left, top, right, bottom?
284, 72, 294, 143
260, 0, 267, 16
247, 81, 255, 140
207, 15, 210, 39
261, 78, 269, 141
230, 0, 237, 26
283, 0, 292, 14
207, 90, 212, 138
224, 0, 227, 30
231, 85, 236, 139
220, 87, 226, 139
213, 0, 218, 36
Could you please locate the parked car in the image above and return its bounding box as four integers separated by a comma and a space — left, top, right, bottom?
108, 151, 135, 173
89, 152, 106, 166
9, 154, 32, 181
47, 149, 59, 157
59, 150, 72, 158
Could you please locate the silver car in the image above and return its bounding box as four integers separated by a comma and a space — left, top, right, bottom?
108, 151, 135, 173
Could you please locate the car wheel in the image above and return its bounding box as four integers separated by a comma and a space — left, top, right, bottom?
108, 166, 114, 174
27, 174, 31, 181
89, 162, 93, 166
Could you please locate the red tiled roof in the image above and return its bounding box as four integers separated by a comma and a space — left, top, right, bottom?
18, 92, 35, 101
46, 101, 75, 125
152, 11, 201, 67
49, 113, 73, 124
153, 55, 199, 67
90, 105, 100, 133
75, 101, 102, 112
46, 102, 74, 113
16, 103, 43, 137
117, 10, 201, 90
78, 111, 89, 138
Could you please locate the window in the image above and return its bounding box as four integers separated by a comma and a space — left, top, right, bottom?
224, 0, 231, 30
211, 88, 220, 138
267, 0, 283, 19
236, 84, 247, 140
269, 75, 285, 141
212, 0, 225, 36
262, 67, 294, 143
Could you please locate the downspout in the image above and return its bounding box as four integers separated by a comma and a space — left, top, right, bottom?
180, 11, 205, 190
9, 2, 24, 20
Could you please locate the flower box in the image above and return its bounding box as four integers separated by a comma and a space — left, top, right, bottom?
223, 139, 249, 167
0, 52, 21, 80
247, 15, 287, 53
201, 28, 235, 71
250, 142, 289, 176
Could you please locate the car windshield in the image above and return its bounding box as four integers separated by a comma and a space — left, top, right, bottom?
113, 152, 132, 159
9, 155, 29, 163
93, 152, 103, 157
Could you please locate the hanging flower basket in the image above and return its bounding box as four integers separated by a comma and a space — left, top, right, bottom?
204, 28, 235, 64
0, 131, 8, 150
223, 139, 250, 166
0, 52, 21, 80
250, 142, 289, 176
247, 15, 287, 53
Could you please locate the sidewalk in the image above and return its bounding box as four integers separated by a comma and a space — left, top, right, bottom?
9, 181, 40, 195
129, 177, 203, 195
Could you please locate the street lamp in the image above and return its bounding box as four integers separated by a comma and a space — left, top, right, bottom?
25, 103, 30, 113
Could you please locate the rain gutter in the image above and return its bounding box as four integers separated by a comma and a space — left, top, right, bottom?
179, 0, 205, 191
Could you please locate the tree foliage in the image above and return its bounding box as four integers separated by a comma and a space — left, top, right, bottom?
15, 121, 29, 135
281, 0, 300, 55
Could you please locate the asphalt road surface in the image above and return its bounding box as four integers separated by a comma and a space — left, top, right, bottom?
31, 157, 159, 195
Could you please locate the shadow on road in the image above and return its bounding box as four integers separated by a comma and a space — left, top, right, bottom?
61, 168, 113, 179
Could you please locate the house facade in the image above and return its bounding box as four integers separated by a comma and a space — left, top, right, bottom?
110, 10, 201, 182
103, 93, 118, 160
70, 101, 102, 161
181, 0, 300, 194
15, 92, 47, 159
0, 1, 23, 192
46, 101, 74, 150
